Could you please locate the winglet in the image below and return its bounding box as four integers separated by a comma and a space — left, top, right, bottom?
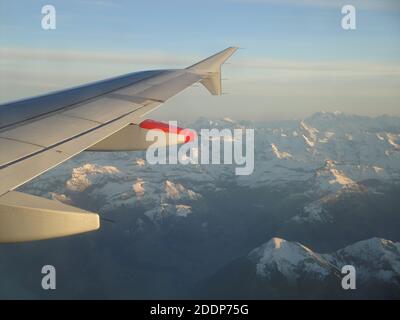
187, 47, 238, 95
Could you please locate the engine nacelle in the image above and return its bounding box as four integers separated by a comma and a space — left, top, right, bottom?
87, 119, 196, 152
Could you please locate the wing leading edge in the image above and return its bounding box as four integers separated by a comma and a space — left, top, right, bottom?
0, 47, 238, 243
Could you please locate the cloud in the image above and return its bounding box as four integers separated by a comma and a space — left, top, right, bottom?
77, 0, 123, 8
0, 47, 195, 67
228, 0, 400, 11
0, 47, 199, 101
232, 57, 400, 77
3, 46, 399, 78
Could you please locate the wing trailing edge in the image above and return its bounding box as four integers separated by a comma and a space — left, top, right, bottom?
0, 191, 99, 243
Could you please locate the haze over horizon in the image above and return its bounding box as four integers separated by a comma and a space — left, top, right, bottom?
1, 0, 399, 121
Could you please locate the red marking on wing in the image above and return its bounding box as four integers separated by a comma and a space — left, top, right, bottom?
139, 119, 196, 143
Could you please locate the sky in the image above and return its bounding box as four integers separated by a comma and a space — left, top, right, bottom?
0, 0, 400, 121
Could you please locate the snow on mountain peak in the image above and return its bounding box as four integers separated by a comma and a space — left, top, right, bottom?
386, 133, 400, 150
302, 135, 315, 147
373, 166, 384, 174
325, 238, 400, 284
133, 178, 145, 200
175, 204, 192, 217
292, 199, 332, 224
271, 237, 285, 249
144, 203, 193, 222
333, 238, 400, 267
307, 111, 346, 122
17, 113, 400, 229
249, 237, 400, 287
165, 180, 183, 200
328, 167, 355, 186
223, 117, 236, 124
300, 120, 319, 148
292, 160, 366, 224
314, 160, 357, 192
249, 237, 335, 280
135, 158, 146, 166
66, 163, 121, 192
271, 143, 292, 159
164, 180, 200, 201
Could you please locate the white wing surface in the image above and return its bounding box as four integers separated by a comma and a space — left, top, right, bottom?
0, 47, 238, 242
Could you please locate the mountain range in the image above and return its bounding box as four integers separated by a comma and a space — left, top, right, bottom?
10, 111, 400, 299
196, 237, 400, 299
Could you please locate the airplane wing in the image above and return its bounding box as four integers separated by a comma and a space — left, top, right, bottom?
0, 47, 238, 243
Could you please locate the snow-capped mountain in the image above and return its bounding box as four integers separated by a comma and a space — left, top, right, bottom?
23, 156, 205, 223
19, 112, 400, 226
250, 237, 400, 287
196, 237, 400, 299
7, 112, 400, 299
250, 113, 398, 182
248, 238, 340, 281
291, 159, 368, 224
325, 237, 400, 286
